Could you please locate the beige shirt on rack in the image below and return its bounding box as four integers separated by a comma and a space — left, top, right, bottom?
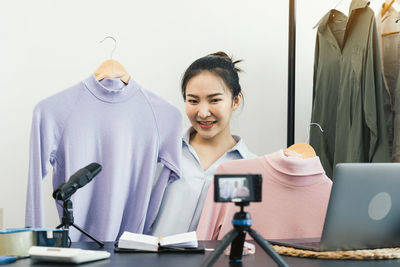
377, 5, 400, 161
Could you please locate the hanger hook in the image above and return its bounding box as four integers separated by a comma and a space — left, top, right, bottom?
306, 122, 324, 143
99, 36, 117, 59
333, 0, 346, 10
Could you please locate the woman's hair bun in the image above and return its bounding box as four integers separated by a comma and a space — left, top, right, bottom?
208, 51, 243, 72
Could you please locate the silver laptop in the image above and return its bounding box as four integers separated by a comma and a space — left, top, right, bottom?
269, 163, 400, 251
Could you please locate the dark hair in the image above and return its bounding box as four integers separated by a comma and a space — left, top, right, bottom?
181, 51, 243, 101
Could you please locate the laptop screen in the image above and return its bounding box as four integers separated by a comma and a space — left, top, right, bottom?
319, 163, 400, 251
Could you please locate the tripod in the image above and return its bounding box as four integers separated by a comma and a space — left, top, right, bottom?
201, 204, 288, 267
56, 199, 104, 247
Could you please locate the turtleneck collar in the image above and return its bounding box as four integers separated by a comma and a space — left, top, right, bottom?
83, 74, 138, 103
263, 150, 327, 186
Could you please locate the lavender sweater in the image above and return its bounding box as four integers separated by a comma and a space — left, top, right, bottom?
25, 75, 181, 241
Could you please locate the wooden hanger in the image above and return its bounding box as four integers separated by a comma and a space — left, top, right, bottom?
94, 36, 130, 84
382, 0, 395, 17
286, 143, 316, 159
284, 123, 323, 158
95, 59, 130, 84
381, 0, 400, 37
382, 30, 400, 36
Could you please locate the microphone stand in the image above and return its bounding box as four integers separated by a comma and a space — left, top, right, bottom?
201, 203, 288, 267
56, 198, 104, 247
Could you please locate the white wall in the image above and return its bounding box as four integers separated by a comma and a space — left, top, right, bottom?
0, 0, 383, 230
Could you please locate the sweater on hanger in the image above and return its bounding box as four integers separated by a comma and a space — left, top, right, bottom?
25, 75, 181, 241
197, 150, 332, 240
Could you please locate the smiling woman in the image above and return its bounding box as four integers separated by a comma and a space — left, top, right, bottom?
185, 71, 242, 169
150, 52, 256, 237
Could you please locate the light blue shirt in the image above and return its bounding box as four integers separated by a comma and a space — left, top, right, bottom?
151, 128, 256, 236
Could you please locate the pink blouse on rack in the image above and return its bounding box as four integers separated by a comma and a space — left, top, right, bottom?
196, 150, 332, 240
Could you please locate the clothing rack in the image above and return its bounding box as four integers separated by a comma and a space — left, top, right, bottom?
287, 0, 296, 147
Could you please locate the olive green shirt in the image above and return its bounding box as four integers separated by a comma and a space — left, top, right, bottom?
310, 0, 391, 178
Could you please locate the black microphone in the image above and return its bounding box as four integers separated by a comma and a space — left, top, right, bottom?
52, 163, 102, 201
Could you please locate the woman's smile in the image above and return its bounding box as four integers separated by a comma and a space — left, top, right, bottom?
198, 121, 217, 129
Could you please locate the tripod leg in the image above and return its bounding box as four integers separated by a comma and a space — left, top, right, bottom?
71, 223, 104, 247
247, 228, 289, 267
230, 229, 246, 262
201, 229, 239, 267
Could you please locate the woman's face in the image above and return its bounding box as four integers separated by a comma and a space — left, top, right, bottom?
185, 71, 241, 141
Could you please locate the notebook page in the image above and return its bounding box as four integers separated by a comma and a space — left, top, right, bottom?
118, 232, 158, 251
160, 231, 198, 248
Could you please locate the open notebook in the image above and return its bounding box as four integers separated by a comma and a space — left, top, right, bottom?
116, 231, 203, 253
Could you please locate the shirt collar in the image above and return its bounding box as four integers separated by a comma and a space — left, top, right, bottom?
349, 0, 370, 13
313, 10, 332, 32
182, 127, 193, 146
182, 127, 255, 159
313, 0, 370, 32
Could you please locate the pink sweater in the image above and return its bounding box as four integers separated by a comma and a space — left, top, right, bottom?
196, 150, 332, 240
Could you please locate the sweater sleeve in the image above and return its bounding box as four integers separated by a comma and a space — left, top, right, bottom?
143, 103, 182, 234
25, 104, 59, 228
